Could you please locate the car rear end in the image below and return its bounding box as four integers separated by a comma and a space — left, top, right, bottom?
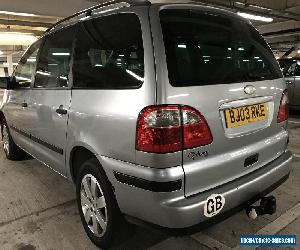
109, 3, 293, 228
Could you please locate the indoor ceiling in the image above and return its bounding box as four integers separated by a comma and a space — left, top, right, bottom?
189, 0, 300, 58
0, 0, 96, 65
0, 0, 299, 66
0, 0, 96, 17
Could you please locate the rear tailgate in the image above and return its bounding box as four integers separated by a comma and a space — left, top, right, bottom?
177, 80, 287, 196
158, 7, 287, 197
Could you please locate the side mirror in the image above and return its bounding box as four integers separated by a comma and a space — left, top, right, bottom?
0, 77, 10, 89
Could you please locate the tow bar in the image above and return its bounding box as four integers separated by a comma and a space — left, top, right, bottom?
246, 196, 276, 220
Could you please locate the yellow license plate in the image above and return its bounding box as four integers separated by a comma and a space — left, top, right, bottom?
224, 103, 268, 128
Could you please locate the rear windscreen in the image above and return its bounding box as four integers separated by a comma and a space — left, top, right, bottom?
160, 9, 282, 87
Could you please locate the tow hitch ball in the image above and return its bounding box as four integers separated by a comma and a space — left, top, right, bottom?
246, 196, 276, 220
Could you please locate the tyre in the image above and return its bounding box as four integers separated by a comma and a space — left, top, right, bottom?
1, 119, 26, 160
76, 158, 122, 249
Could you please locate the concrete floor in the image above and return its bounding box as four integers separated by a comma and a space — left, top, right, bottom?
0, 113, 299, 250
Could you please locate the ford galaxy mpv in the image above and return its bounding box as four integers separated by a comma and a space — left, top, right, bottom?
0, 0, 293, 248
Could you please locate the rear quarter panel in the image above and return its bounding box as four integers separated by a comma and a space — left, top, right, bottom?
65, 6, 156, 178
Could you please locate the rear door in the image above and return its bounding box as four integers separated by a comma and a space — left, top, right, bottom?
155, 6, 287, 196
27, 26, 75, 175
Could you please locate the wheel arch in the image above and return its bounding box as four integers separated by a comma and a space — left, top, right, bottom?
69, 146, 112, 187
69, 146, 96, 183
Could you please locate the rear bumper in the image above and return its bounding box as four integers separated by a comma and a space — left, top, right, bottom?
100, 150, 293, 228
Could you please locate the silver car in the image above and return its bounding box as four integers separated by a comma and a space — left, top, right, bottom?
279, 59, 300, 110
0, 1, 293, 248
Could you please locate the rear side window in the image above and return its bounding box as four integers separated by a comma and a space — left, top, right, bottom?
73, 13, 144, 89
35, 26, 75, 88
160, 9, 282, 87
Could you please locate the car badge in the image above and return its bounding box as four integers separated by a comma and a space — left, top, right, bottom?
244, 85, 256, 95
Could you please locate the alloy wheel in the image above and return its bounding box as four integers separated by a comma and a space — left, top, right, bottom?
80, 174, 107, 237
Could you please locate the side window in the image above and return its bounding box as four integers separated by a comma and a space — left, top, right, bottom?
14, 40, 41, 88
284, 62, 296, 77
35, 26, 75, 88
73, 13, 144, 89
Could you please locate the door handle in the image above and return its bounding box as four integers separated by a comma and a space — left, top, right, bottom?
21, 102, 28, 108
56, 107, 68, 115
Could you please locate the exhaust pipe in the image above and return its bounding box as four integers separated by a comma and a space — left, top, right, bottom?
246, 196, 276, 220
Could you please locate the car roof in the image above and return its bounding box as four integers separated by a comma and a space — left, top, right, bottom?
42, 0, 248, 37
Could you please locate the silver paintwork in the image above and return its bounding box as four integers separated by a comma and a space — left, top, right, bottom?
292, 76, 300, 108
27, 89, 71, 174
1, 3, 293, 229
65, 6, 156, 169
4, 89, 32, 148
283, 60, 300, 110
97, 150, 292, 228
150, 3, 290, 198
183, 130, 288, 196
81, 174, 107, 237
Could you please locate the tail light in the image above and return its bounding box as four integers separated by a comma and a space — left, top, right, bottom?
277, 90, 288, 123
136, 105, 212, 153
182, 106, 213, 149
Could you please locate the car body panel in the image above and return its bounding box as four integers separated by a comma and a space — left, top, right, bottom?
98, 149, 292, 228
286, 76, 295, 105
280, 59, 300, 110
27, 89, 71, 175
149, 4, 288, 196
3, 89, 32, 148
65, 6, 156, 179
293, 76, 300, 107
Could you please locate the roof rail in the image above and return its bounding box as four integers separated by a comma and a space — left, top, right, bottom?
46, 0, 151, 32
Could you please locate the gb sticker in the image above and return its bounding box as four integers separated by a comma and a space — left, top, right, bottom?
204, 194, 225, 217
